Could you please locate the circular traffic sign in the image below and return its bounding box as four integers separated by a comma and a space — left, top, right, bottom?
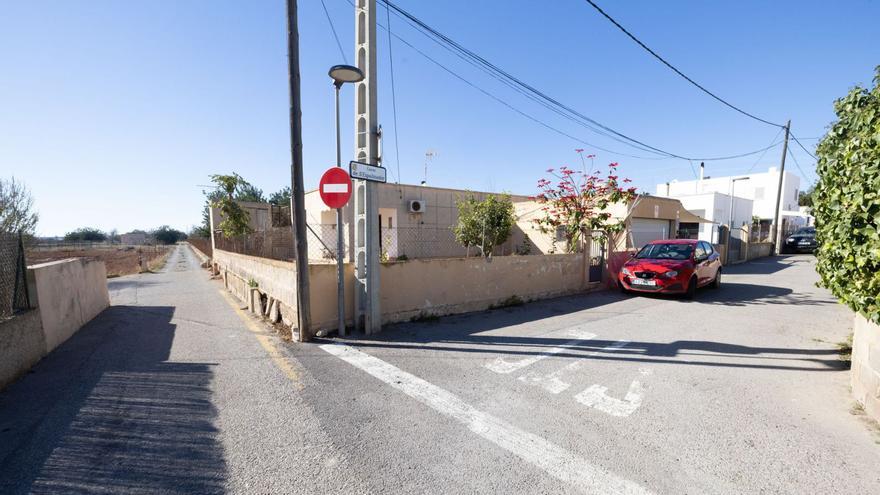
319, 167, 353, 209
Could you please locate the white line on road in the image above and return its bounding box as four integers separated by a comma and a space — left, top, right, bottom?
321, 343, 651, 495
518, 340, 631, 394
484, 331, 597, 374
574, 368, 652, 418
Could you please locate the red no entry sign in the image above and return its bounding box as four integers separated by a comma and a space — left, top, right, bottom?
319, 167, 353, 209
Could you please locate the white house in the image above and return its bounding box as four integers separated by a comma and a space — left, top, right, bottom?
672, 192, 754, 243
656, 166, 800, 221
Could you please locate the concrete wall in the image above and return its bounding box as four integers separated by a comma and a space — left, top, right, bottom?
29, 258, 110, 353
214, 248, 588, 332
378, 254, 587, 324
1, 258, 110, 390
213, 249, 299, 325
747, 242, 773, 260
0, 310, 46, 390
852, 313, 880, 422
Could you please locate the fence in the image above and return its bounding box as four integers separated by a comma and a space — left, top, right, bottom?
188, 237, 213, 258
214, 224, 532, 263
1, 232, 30, 319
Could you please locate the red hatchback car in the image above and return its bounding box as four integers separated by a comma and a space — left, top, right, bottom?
618, 239, 722, 298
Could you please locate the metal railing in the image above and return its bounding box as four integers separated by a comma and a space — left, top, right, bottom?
1, 232, 30, 318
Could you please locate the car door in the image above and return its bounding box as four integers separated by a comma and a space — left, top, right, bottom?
693, 242, 709, 285
702, 242, 721, 280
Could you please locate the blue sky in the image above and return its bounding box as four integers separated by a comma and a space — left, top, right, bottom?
1, 0, 877, 236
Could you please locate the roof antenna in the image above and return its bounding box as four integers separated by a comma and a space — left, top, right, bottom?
422, 149, 436, 186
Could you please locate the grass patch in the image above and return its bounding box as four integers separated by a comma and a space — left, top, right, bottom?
488, 295, 524, 310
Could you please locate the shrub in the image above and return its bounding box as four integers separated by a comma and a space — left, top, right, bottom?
813, 66, 880, 324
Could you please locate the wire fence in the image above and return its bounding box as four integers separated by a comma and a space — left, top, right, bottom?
213, 224, 543, 263
1, 232, 31, 319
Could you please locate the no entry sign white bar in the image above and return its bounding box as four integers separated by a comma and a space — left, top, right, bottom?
322, 183, 349, 193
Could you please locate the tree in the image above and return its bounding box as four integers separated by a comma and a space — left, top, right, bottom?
533, 162, 637, 252
453, 193, 515, 257
198, 173, 264, 236
0, 177, 39, 235
65, 227, 107, 242
269, 186, 291, 206
210, 174, 253, 238
798, 185, 815, 208
151, 225, 187, 245
813, 66, 880, 324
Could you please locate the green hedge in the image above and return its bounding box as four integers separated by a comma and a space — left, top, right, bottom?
813, 67, 880, 324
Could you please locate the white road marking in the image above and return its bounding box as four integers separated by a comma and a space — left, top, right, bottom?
321, 343, 651, 494
484, 331, 597, 374
574, 379, 646, 418
322, 183, 349, 193
518, 340, 632, 394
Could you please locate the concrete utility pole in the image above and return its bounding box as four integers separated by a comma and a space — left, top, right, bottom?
285, 0, 312, 341
772, 120, 791, 255
353, 0, 381, 334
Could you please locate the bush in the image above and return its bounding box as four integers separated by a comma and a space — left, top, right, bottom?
813, 66, 880, 324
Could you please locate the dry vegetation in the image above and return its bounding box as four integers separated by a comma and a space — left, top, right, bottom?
27, 245, 172, 278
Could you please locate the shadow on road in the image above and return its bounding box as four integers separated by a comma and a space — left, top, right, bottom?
721, 254, 813, 275
0, 306, 226, 494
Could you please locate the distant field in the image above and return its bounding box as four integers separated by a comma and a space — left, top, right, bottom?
26, 245, 173, 278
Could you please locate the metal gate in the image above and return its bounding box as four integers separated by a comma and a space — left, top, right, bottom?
588, 232, 606, 283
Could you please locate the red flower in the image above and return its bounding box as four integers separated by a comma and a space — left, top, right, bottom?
574, 148, 584, 153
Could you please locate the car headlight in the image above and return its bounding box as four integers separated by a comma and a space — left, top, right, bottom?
621, 267, 632, 276
663, 270, 678, 278
786, 237, 795, 243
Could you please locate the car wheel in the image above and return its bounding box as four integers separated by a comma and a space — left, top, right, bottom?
711, 268, 721, 289
684, 276, 697, 300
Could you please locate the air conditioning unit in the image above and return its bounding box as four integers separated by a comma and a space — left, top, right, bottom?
408, 199, 426, 213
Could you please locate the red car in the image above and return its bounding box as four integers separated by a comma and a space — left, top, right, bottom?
618, 239, 722, 298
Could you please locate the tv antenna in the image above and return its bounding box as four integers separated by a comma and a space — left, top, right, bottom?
422, 149, 437, 186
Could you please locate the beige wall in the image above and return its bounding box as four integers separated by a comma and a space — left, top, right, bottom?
378, 254, 587, 324
0, 310, 45, 390
852, 313, 880, 422
215, 248, 588, 333
28, 258, 110, 353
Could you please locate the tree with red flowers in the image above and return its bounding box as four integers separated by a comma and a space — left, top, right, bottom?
533, 160, 637, 253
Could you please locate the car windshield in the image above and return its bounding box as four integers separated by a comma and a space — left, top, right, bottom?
635, 243, 693, 260
794, 228, 816, 235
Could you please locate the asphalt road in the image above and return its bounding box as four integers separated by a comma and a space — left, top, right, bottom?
0, 246, 877, 494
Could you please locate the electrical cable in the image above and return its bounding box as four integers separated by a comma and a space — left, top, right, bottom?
787, 146, 816, 185
746, 127, 784, 174
385, 4, 403, 185
582, 0, 784, 128
319, 0, 349, 64
377, 0, 785, 162
790, 133, 818, 161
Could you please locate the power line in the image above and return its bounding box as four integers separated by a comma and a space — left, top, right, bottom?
319, 0, 348, 64
377, 0, 784, 162
746, 127, 784, 174
787, 145, 815, 185
790, 133, 818, 161
582, 0, 784, 129
384, 4, 403, 185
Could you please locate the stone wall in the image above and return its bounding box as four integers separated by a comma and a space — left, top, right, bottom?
747, 242, 774, 260
852, 313, 880, 421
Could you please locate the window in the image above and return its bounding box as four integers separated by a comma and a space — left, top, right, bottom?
635, 243, 694, 260
700, 241, 714, 255
694, 243, 707, 260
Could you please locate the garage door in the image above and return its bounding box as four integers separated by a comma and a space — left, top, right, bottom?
631, 218, 671, 249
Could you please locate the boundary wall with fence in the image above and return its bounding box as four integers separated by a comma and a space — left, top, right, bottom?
212, 247, 594, 333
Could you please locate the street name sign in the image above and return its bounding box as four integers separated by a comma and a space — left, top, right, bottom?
319, 167, 353, 209
349, 161, 387, 183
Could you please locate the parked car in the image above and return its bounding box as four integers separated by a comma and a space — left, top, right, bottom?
782, 227, 817, 253
618, 239, 722, 299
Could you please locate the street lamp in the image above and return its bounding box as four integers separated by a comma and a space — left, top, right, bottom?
328, 64, 364, 337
